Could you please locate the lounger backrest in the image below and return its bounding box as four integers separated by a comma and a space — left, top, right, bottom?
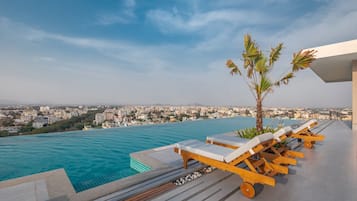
273, 126, 293, 141
224, 133, 274, 163
293, 119, 317, 133
206, 134, 249, 147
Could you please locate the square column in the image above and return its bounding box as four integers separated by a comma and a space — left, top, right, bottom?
353, 60, 357, 130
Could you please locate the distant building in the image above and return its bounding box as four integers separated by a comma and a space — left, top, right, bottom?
137, 114, 148, 121
103, 109, 115, 121
20, 109, 38, 122
47, 115, 60, 124
54, 110, 66, 119
0, 113, 6, 119
32, 116, 49, 128
39, 106, 50, 113
95, 113, 105, 125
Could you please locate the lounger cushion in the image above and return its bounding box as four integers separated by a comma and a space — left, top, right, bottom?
206, 134, 249, 147
293, 119, 317, 133
176, 140, 233, 162
273, 127, 293, 140
224, 133, 274, 163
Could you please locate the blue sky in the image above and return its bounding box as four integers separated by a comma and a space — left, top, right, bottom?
0, 0, 356, 107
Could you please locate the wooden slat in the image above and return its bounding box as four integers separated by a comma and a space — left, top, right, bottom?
125, 183, 176, 201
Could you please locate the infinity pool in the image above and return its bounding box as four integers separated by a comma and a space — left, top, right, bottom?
0, 117, 297, 192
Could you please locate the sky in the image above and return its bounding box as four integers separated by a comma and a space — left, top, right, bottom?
0, 0, 356, 107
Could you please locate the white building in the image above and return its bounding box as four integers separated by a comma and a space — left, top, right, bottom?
20, 110, 38, 122
305, 39, 357, 129
39, 106, 50, 113
0, 113, 6, 119
95, 113, 105, 125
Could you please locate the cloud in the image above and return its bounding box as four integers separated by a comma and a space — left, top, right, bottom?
275, 0, 357, 49
147, 8, 280, 34
0, 16, 203, 75
0, 0, 355, 107
96, 13, 134, 25
28, 29, 119, 49
96, 0, 136, 25
145, 4, 285, 54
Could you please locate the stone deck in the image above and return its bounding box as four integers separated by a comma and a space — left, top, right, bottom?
0, 169, 75, 201
150, 120, 357, 201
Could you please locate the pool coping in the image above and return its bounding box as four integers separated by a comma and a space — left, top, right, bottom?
0, 169, 75, 200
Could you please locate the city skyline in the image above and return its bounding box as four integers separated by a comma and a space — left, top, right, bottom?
0, 0, 356, 107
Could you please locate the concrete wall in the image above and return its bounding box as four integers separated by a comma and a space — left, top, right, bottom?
353, 61, 357, 130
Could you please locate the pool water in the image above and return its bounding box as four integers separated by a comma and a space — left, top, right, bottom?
0, 117, 297, 192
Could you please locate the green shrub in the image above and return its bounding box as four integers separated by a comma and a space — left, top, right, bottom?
0, 130, 10, 137
236, 126, 277, 139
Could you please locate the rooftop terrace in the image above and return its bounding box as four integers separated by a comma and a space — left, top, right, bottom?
145, 120, 357, 201
0, 120, 355, 201
117, 120, 356, 201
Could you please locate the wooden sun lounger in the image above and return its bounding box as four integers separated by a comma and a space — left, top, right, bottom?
269, 127, 305, 159
290, 119, 325, 148
206, 127, 303, 166
174, 133, 288, 198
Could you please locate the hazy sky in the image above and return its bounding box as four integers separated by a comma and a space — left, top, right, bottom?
0, 0, 356, 107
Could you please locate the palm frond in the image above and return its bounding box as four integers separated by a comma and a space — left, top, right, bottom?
255, 56, 268, 74
226, 59, 242, 75
275, 72, 294, 86
269, 43, 283, 66
260, 75, 272, 93
243, 54, 252, 69
291, 49, 317, 72
243, 34, 260, 61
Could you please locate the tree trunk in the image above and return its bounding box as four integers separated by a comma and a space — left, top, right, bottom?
256, 97, 263, 133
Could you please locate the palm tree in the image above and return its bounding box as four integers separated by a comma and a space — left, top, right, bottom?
226, 34, 316, 132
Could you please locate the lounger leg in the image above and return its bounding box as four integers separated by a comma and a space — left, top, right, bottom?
175, 147, 190, 169
303, 135, 325, 142
283, 150, 305, 159
304, 141, 313, 149
260, 152, 297, 166
180, 153, 190, 169
291, 133, 325, 144
269, 163, 289, 175
272, 156, 297, 166
183, 159, 188, 168
262, 158, 288, 175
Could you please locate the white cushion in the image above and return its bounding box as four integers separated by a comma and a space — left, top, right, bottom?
175, 139, 202, 148
176, 140, 233, 162
206, 134, 249, 147
224, 133, 274, 163
273, 126, 293, 140
293, 119, 317, 133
